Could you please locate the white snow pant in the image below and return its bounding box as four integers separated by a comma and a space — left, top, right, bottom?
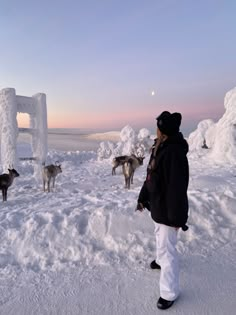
154, 222, 179, 301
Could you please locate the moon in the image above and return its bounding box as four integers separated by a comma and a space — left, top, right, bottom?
151, 90, 155, 96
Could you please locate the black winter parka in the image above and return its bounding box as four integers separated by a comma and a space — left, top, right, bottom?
138, 132, 189, 228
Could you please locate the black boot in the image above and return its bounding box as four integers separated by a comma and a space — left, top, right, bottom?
157, 297, 174, 310
150, 260, 161, 269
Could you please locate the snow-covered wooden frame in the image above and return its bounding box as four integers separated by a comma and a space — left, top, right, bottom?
0, 88, 48, 177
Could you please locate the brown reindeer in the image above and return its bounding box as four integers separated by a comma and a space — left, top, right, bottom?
42, 164, 62, 192
112, 154, 139, 175
122, 156, 145, 189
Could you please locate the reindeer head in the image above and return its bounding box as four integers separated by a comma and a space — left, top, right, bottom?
8, 168, 20, 178
56, 165, 62, 174
137, 156, 145, 165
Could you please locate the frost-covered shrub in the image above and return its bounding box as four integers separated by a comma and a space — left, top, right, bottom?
137, 128, 152, 154
97, 125, 153, 160
119, 125, 137, 156
97, 141, 115, 161
138, 128, 150, 140
120, 125, 136, 142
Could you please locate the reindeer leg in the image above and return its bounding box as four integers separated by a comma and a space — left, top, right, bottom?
47, 179, 51, 192
52, 177, 55, 188
125, 176, 130, 189
3, 189, 7, 201
131, 171, 134, 184
127, 177, 131, 189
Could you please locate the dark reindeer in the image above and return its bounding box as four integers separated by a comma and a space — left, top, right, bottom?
0, 168, 20, 201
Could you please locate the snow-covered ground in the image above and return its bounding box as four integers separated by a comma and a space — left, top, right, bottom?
0, 129, 235, 315
1, 85, 236, 315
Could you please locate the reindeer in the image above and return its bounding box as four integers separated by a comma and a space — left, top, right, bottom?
42, 163, 62, 192
0, 168, 20, 201
122, 156, 145, 189
112, 154, 137, 175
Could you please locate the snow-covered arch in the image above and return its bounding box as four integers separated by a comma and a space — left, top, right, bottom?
0, 88, 48, 175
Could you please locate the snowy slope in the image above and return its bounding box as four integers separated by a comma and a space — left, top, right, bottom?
0, 141, 235, 314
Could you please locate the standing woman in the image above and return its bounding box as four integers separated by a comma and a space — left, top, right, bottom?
137, 111, 189, 310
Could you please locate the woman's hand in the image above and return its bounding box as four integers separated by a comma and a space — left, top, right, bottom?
136, 202, 144, 212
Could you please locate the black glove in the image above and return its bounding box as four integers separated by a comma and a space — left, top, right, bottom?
142, 201, 150, 211
136, 202, 144, 211
182, 225, 189, 231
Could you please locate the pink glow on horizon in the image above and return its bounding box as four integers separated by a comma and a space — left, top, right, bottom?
47, 110, 156, 129
17, 102, 225, 130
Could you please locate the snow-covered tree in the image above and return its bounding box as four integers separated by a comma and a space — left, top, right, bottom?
188, 119, 215, 151
188, 86, 236, 164
97, 125, 153, 160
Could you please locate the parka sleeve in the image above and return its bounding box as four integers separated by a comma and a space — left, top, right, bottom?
137, 180, 150, 210
162, 148, 189, 227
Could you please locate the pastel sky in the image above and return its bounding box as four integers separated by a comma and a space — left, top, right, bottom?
0, 0, 236, 135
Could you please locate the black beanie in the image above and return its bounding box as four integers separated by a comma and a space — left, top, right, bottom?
156, 111, 182, 136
